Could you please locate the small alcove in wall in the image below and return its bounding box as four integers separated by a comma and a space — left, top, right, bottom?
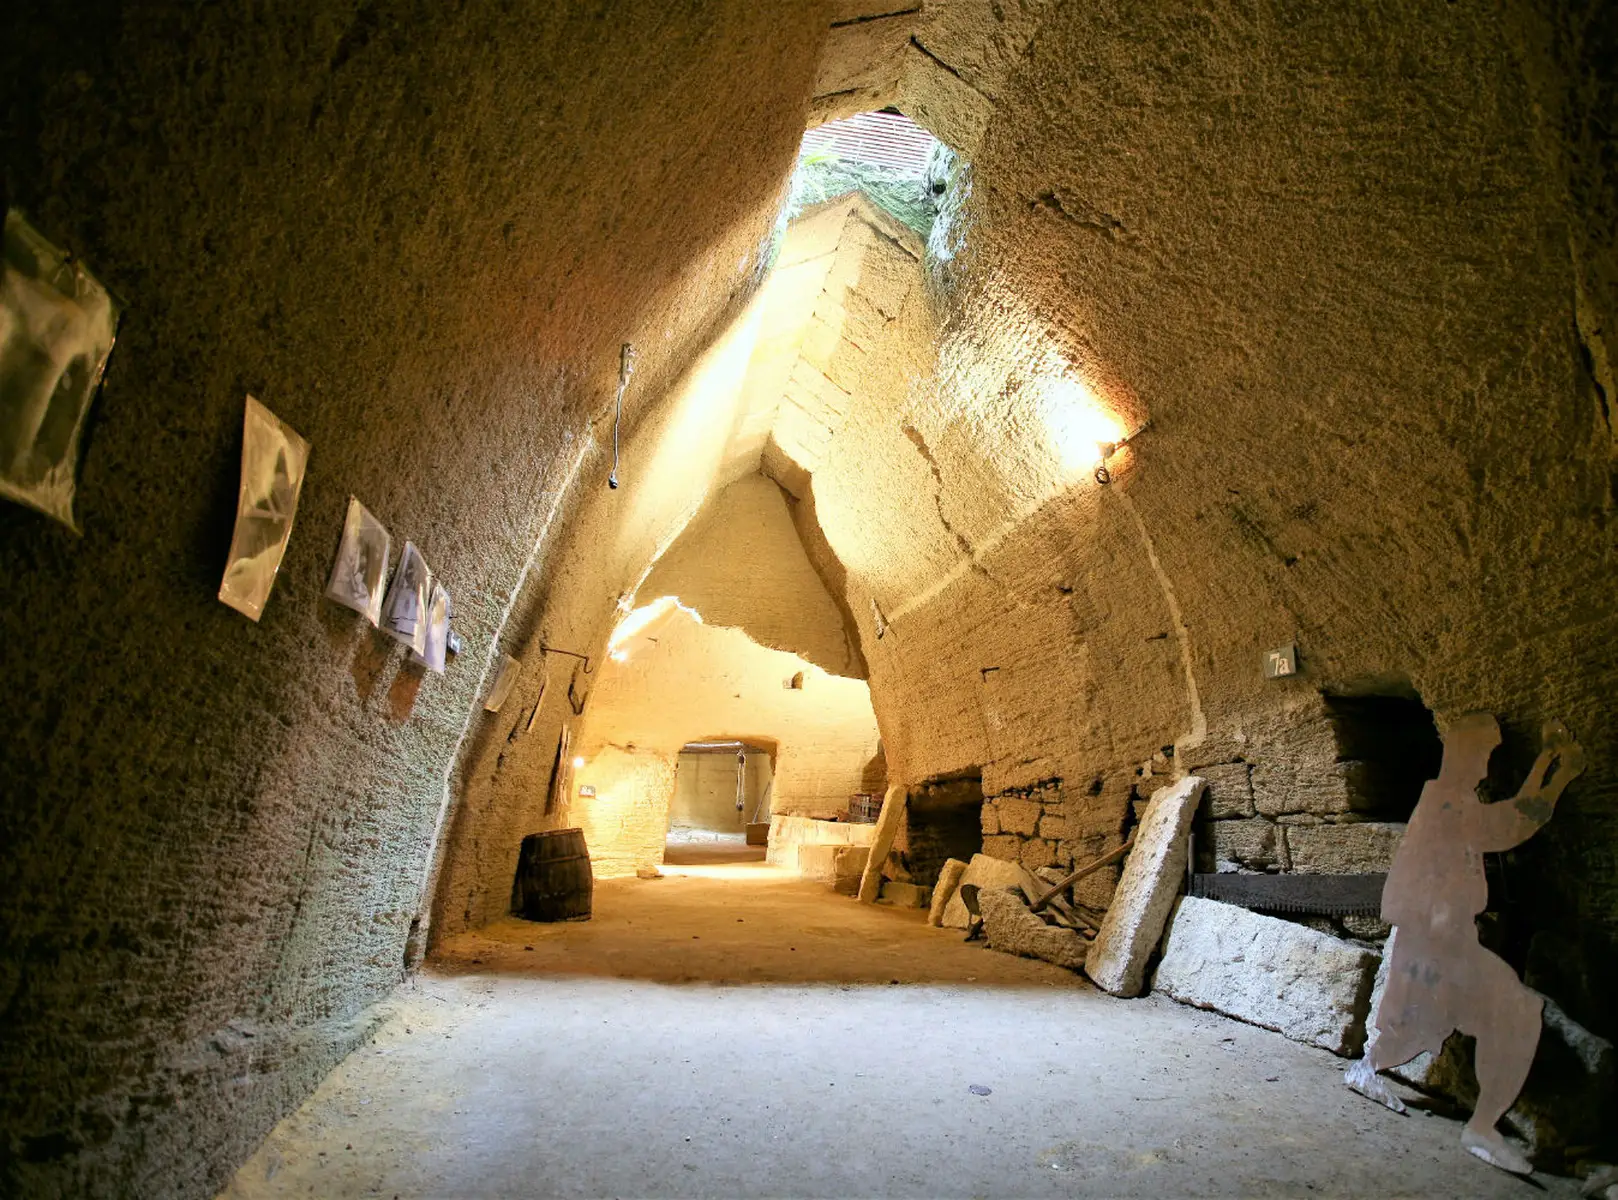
1322, 689, 1444, 821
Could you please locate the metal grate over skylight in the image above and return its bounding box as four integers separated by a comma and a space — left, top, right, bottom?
799, 111, 937, 175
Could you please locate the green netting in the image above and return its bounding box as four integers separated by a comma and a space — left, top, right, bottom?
785, 154, 940, 237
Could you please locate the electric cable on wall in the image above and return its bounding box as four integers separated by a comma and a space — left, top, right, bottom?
608, 342, 636, 489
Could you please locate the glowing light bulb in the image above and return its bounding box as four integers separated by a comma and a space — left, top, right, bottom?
609, 649, 628, 662
572, 756, 586, 769
1044, 378, 1124, 472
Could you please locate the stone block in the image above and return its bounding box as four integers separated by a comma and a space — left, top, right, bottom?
981, 805, 1001, 836
796, 843, 869, 886
982, 833, 1021, 860
1285, 822, 1403, 874
1206, 817, 1287, 872
1037, 811, 1065, 840
942, 853, 1038, 929
879, 880, 932, 909
1197, 761, 1255, 819
1184, 731, 1250, 770
994, 796, 1041, 836
1252, 759, 1356, 816
1018, 838, 1059, 872
765, 814, 876, 868
927, 858, 968, 926
980, 888, 1088, 970
1154, 895, 1379, 1055
1085, 776, 1205, 997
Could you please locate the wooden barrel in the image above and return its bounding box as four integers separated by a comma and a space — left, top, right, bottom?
512, 828, 593, 922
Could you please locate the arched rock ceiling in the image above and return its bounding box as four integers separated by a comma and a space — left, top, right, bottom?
810, 0, 1065, 154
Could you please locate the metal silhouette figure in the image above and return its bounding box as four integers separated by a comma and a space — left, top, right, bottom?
1344, 713, 1584, 1175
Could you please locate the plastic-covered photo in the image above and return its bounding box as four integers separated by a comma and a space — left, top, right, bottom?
0, 208, 121, 530
325, 496, 391, 625
411, 580, 451, 673
484, 654, 522, 713
218, 396, 310, 621
381, 540, 431, 654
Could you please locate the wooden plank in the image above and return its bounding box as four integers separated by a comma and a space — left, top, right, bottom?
1029, 837, 1135, 913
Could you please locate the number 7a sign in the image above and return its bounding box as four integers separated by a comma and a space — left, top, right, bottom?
1264, 644, 1299, 679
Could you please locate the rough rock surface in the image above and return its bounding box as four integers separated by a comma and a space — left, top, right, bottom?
0, 5, 829, 1197
941, 854, 1038, 929
1086, 777, 1205, 997
980, 888, 1088, 970
1155, 897, 1379, 1055
4, 1, 1618, 1196
928, 858, 968, 926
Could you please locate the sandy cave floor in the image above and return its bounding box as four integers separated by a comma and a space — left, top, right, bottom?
221, 860, 1576, 1199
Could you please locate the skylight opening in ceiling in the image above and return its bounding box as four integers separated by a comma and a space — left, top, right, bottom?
799, 110, 939, 175
787, 110, 951, 239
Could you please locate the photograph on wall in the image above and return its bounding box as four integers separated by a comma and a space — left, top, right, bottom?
0, 208, 121, 530
410, 580, 451, 674
217, 395, 311, 622
381, 540, 431, 654
484, 653, 522, 713
325, 496, 392, 625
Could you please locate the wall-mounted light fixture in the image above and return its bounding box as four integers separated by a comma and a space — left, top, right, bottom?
1092, 419, 1151, 485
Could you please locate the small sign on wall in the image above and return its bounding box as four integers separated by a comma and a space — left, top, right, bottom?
577, 784, 596, 798
1263, 643, 1299, 679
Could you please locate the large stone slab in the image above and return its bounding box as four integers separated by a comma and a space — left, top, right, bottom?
1085, 775, 1205, 997
928, 858, 968, 926
1154, 895, 1379, 1055
980, 888, 1088, 970
857, 785, 907, 903
941, 854, 1037, 929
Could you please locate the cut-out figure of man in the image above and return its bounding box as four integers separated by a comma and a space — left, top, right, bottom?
1345, 713, 1584, 1175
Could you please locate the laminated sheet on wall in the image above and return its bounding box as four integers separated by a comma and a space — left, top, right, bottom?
0, 208, 121, 530
218, 396, 310, 621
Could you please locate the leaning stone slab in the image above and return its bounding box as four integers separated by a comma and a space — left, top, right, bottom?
928, 858, 968, 926
1154, 895, 1379, 1055
1085, 775, 1205, 996
980, 888, 1088, 970
942, 854, 1036, 929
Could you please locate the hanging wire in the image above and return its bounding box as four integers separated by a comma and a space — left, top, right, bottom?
608, 342, 636, 490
